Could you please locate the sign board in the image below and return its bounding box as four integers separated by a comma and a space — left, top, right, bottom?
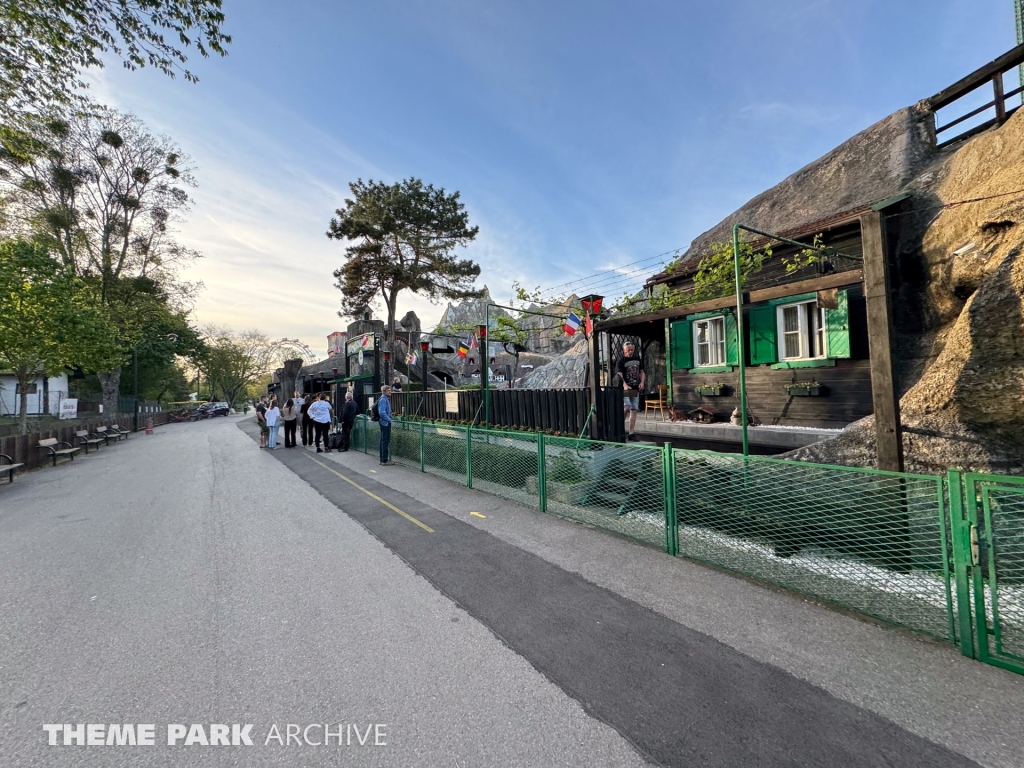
346, 334, 375, 355
445, 391, 459, 414
59, 398, 78, 419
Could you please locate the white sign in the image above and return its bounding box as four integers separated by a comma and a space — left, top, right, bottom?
59, 398, 78, 419
445, 391, 459, 414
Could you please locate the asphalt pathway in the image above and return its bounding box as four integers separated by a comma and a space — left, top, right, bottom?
256, 427, 981, 768
0, 417, 646, 767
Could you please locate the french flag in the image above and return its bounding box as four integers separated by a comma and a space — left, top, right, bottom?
563, 312, 581, 336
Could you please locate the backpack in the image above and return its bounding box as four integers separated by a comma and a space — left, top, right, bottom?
370, 401, 380, 422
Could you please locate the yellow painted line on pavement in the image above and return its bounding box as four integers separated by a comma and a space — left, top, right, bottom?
470, 511, 486, 519
304, 454, 434, 533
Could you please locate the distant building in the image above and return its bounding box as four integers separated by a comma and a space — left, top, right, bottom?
0, 373, 69, 416
327, 331, 347, 358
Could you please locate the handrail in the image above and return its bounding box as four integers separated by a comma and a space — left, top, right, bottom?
928, 43, 1024, 148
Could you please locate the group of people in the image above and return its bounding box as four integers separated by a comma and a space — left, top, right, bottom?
254, 389, 361, 454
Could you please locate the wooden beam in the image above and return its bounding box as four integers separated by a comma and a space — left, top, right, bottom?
928, 42, 1024, 110
595, 270, 863, 332
860, 211, 904, 472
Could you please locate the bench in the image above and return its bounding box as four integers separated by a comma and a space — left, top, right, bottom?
37, 438, 80, 467
1, 453, 24, 483
75, 429, 106, 454
107, 423, 130, 441
94, 426, 117, 446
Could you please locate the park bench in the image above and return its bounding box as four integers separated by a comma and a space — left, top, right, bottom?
107, 424, 130, 441
37, 438, 80, 467
75, 429, 105, 454
1, 453, 24, 483
93, 426, 119, 446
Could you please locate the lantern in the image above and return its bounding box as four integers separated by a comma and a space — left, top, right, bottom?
420, 340, 430, 353
476, 323, 487, 340
580, 294, 604, 315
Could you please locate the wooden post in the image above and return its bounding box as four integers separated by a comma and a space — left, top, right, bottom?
860, 210, 904, 472
994, 73, 1007, 125
589, 330, 602, 440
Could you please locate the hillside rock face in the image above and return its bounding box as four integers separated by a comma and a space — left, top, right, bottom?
787, 110, 1024, 473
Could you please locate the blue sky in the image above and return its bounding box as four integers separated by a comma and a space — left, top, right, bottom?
89, 0, 1019, 356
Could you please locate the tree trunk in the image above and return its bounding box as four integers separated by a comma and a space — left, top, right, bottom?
97, 367, 122, 417
16, 367, 32, 436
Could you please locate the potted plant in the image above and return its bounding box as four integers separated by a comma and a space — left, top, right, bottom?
783, 381, 825, 397
695, 382, 728, 397
546, 453, 588, 505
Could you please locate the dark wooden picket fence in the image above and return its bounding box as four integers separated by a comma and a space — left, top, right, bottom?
389, 386, 626, 441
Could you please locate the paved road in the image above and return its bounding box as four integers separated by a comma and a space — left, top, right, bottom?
0, 417, 645, 767
1, 416, 1020, 767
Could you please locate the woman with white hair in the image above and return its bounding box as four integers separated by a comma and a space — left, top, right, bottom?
340, 389, 359, 451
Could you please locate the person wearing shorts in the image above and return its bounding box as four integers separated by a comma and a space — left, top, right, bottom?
255, 397, 269, 448
616, 342, 645, 441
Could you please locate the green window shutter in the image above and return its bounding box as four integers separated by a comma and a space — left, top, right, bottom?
825, 290, 851, 359
670, 320, 692, 370
724, 312, 739, 366
748, 304, 778, 365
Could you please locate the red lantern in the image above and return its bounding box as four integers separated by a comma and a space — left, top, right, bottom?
383, 351, 391, 362
420, 340, 429, 353
476, 323, 487, 340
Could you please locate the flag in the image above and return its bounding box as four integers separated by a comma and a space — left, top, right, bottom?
585, 312, 593, 337
563, 312, 581, 336
407, 352, 418, 367
457, 342, 469, 358
467, 333, 477, 350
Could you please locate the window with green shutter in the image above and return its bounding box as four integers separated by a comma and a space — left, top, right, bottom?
670, 319, 692, 370
767, 289, 850, 369
724, 312, 739, 366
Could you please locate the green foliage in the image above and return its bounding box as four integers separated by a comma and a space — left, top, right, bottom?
1, 0, 231, 113
0, 238, 120, 432
549, 453, 586, 484
199, 328, 276, 407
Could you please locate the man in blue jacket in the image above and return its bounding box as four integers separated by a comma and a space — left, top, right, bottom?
378, 385, 393, 465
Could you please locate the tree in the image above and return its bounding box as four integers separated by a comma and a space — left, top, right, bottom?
1, 0, 230, 114
199, 328, 276, 408
0, 239, 119, 433
0, 105, 202, 413
327, 178, 482, 376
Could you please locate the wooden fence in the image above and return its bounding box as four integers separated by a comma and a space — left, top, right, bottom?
389, 386, 626, 441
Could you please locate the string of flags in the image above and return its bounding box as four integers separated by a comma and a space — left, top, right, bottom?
405, 352, 418, 367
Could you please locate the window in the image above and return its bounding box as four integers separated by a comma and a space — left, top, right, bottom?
692, 316, 726, 367
15, 383, 38, 395
776, 300, 826, 360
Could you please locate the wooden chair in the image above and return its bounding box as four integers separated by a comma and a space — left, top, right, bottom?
644, 384, 669, 421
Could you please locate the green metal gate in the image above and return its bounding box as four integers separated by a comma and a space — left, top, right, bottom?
961, 473, 1024, 674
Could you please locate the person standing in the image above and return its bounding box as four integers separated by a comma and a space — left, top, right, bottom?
308, 393, 334, 453
282, 398, 299, 448
300, 393, 313, 446
265, 398, 281, 449
378, 385, 393, 465
616, 341, 645, 442
340, 390, 358, 451
255, 396, 269, 449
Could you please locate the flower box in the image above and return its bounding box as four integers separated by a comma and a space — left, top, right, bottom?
783, 383, 825, 397
694, 384, 727, 397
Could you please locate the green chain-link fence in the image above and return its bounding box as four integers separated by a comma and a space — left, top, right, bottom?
349, 416, 1024, 675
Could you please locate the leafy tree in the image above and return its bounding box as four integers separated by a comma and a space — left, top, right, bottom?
0, 239, 119, 433
199, 328, 276, 407
1, 0, 230, 114
0, 105, 201, 413
327, 178, 482, 371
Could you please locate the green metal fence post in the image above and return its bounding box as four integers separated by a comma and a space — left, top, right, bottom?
419, 420, 425, 472
465, 424, 473, 488
362, 414, 368, 454
947, 469, 976, 659
537, 431, 547, 513
663, 442, 678, 555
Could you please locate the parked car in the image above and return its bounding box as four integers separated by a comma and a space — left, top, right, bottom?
205, 401, 230, 417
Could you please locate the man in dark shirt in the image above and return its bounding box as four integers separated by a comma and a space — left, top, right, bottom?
340, 390, 358, 451
615, 342, 645, 441
300, 393, 313, 446
255, 397, 269, 449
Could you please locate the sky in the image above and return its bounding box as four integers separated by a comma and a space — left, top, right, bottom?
87, 0, 1020, 358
